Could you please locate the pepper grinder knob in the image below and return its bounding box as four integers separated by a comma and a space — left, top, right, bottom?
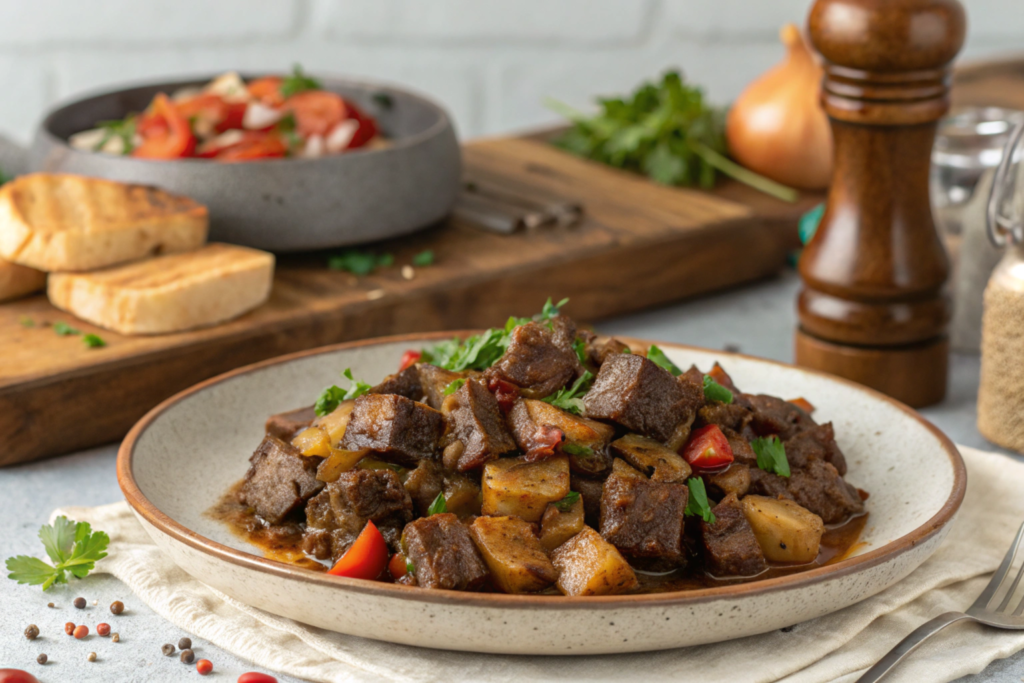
796, 0, 966, 407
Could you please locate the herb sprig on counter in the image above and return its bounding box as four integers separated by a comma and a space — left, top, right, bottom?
6, 516, 109, 590
314, 368, 372, 416
546, 70, 797, 202
328, 250, 394, 276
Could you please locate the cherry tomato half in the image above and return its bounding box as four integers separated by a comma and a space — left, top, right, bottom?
345, 101, 378, 150
327, 520, 389, 580
398, 350, 421, 371
132, 93, 196, 159
286, 90, 346, 137
682, 424, 735, 470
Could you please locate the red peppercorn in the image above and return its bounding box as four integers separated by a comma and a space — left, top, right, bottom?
196, 659, 213, 676
238, 673, 278, 683
64, 622, 75, 636
73, 625, 89, 639
96, 623, 111, 637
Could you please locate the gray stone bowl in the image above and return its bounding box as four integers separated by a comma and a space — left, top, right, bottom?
27, 75, 461, 252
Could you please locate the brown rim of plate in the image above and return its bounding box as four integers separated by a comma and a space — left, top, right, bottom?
117, 331, 966, 611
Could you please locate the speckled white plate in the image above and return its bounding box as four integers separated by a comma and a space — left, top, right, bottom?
118, 334, 965, 655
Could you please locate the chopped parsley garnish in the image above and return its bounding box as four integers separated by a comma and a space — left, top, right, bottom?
314, 368, 372, 417
751, 435, 791, 478
553, 491, 581, 513
573, 337, 588, 364
427, 492, 448, 516
443, 378, 466, 396
562, 443, 593, 457
405, 557, 415, 574
647, 345, 681, 376
6, 516, 109, 591
53, 321, 80, 336
541, 370, 593, 415
280, 64, 322, 98
685, 477, 716, 524
412, 250, 435, 267
539, 297, 569, 320
328, 250, 394, 275
19, 316, 34, 328
83, 334, 106, 349
95, 116, 137, 155
703, 375, 733, 404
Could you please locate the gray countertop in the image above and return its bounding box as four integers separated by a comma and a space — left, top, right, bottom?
1, 269, 1019, 682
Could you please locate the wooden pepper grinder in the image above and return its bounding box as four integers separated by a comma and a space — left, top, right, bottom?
796, 0, 966, 407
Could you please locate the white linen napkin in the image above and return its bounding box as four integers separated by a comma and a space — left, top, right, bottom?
53, 446, 1024, 683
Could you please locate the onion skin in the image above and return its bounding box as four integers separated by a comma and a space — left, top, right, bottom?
726, 24, 832, 190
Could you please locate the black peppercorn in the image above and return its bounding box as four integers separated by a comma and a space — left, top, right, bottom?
24, 624, 39, 640
110, 600, 125, 615
162, 643, 176, 656
178, 637, 192, 650
180, 649, 195, 664
73, 597, 86, 609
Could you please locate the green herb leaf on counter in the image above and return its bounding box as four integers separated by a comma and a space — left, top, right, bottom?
19, 316, 34, 328
83, 334, 106, 349
752, 435, 791, 478
553, 491, 581, 513
314, 368, 372, 416
53, 321, 81, 336
427, 492, 448, 516
412, 250, 435, 267
647, 345, 682, 376
546, 70, 797, 202
6, 516, 109, 590
685, 477, 716, 524
328, 250, 394, 276
541, 370, 594, 416
280, 64, 322, 98
703, 375, 734, 404
443, 378, 466, 396
562, 443, 593, 458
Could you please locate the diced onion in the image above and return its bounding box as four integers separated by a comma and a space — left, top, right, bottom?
325, 119, 359, 153
205, 71, 251, 103
243, 102, 283, 130
301, 134, 325, 158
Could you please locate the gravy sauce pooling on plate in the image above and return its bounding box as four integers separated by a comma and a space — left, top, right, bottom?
211, 300, 868, 596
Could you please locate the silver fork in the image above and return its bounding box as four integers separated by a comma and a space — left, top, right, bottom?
857, 521, 1024, 682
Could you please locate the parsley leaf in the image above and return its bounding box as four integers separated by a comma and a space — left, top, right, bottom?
685, 477, 716, 524
53, 321, 81, 336
553, 491, 581, 513
280, 64, 322, 98
405, 557, 415, 574
443, 378, 466, 396
427, 492, 448, 516
328, 250, 394, 275
6, 516, 109, 591
703, 375, 733, 404
573, 337, 588, 364
538, 297, 568, 321
647, 345, 681, 376
541, 370, 594, 415
412, 250, 435, 267
314, 368, 372, 416
95, 116, 137, 155
562, 443, 593, 457
751, 435, 791, 478
83, 334, 106, 349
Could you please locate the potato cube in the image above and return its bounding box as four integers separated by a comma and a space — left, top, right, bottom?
482, 455, 570, 522
551, 527, 638, 596
444, 473, 483, 518
511, 399, 615, 475
469, 516, 559, 593
610, 433, 691, 483
741, 495, 825, 563
314, 400, 356, 445
539, 495, 585, 551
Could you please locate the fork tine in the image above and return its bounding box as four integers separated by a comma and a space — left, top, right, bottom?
972, 521, 1024, 611
997, 552, 1024, 612
1013, 581, 1024, 616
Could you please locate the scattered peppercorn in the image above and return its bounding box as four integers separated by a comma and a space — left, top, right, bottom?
162, 643, 176, 656
47, 602, 54, 608
73, 597, 86, 609
87, 652, 97, 662
111, 633, 120, 643
73, 625, 89, 639
24, 625, 39, 640
64, 622, 75, 636
178, 637, 192, 650
92, 600, 98, 606
97, 623, 111, 637
180, 649, 195, 664
110, 600, 124, 615
36, 654, 47, 665
196, 659, 213, 676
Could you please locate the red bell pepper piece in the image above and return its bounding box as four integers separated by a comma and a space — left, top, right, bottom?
706, 362, 738, 393
788, 397, 815, 414
327, 520, 389, 580
682, 424, 734, 470
398, 350, 421, 371
132, 93, 196, 159
214, 131, 288, 162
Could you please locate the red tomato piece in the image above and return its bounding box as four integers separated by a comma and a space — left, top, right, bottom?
682, 424, 735, 470
286, 90, 346, 137
247, 76, 285, 106
175, 93, 229, 128
344, 101, 378, 149
218, 101, 248, 132
0, 671, 39, 683
214, 132, 288, 162
136, 110, 169, 139
132, 93, 196, 159
788, 397, 815, 414
388, 552, 410, 581
487, 376, 520, 412
398, 350, 421, 372
238, 674, 278, 683
327, 520, 389, 580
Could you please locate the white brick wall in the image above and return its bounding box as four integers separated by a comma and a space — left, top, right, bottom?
0, 0, 1020, 145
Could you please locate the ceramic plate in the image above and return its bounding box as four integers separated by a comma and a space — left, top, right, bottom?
118, 334, 965, 655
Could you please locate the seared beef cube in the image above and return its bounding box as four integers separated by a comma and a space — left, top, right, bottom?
784, 422, 848, 475
697, 401, 753, 436
341, 394, 444, 466
745, 394, 816, 440
488, 320, 581, 399
589, 335, 632, 366
242, 435, 323, 525
600, 471, 688, 566
404, 460, 445, 516
509, 398, 614, 476
583, 353, 698, 442
370, 365, 423, 399
444, 378, 517, 471
402, 513, 489, 590
265, 406, 316, 441
707, 463, 751, 498
701, 494, 767, 577
787, 459, 863, 524
747, 466, 794, 500
417, 364, 467, 410
571, 474, 605, 528
723, 428, 758, 466
611, 433, 691, 483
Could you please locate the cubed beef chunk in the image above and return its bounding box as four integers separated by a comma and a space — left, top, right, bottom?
341, 393, 444, 466
509, 398, 615, 476
402, 513, 489, 590
600, 471, 688, 566
724, 428, 758, 467
584, 353, 700, 442
242, 435, 323, 525
787, 459, 864, 524
707, 463, 751, 498
697, 401, 753, 436
571, 474, 605, 528
744, 394, 817, 440
417, 364, 468, 410
488, 320, 581, 399
370, 365, 423, 399
265, 406, 316, 441
784, 422, 848, 475
404, 460, 445, 517
747, 466, 794, 500
701, 494, 767, 577
444, 378, 517, 471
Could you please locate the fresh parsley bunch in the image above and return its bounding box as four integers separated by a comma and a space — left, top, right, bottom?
314, 368, 373, 416
6, 516, 109, 590
541, 371, 593, 415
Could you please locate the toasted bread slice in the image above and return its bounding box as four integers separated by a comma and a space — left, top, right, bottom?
0, 173, 208, 272
48, 243, 274, 335
0, 258, 46, 302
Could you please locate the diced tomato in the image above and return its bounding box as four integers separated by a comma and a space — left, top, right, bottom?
388, 552, 410, 581
238, 674, 278, 683
247, 76, 285, 107
398, 350, 421, 372
682, 424, 735, 470
136, 110, 169, 139
523, 424, 564, 462
707, 362, 738, 393
487, 376, 520, 412
327, 520, 389, 580
286, 90, 346, 137
132, 93, 196, 159
218, 101, 248, 132
0, 671, 39, 683
214, 131, 288, 162
789, 397, 815, 414
345, 101, 378, 149
175, 93, 229, 129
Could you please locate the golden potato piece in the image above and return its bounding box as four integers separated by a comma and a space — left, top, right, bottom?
539, 495, 585, 552
610, 433, 691, 483
469, 516, 559, 593
314, 400, 356, 445
482, 455, 570, 523
444, 472, 483, 518
291, 426, 331, 457
741, 495, 825, 563
551, 527, 638, 596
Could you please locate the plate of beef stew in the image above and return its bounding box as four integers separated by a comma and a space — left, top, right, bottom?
118, 303, 965, 655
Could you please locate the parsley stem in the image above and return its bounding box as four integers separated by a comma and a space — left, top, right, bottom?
689, 141, 799, 203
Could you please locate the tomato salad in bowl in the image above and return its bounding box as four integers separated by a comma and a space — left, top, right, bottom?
68, 66, 383, 162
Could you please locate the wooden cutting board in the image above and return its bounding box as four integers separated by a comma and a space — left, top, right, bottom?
0, 135, 816, 465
